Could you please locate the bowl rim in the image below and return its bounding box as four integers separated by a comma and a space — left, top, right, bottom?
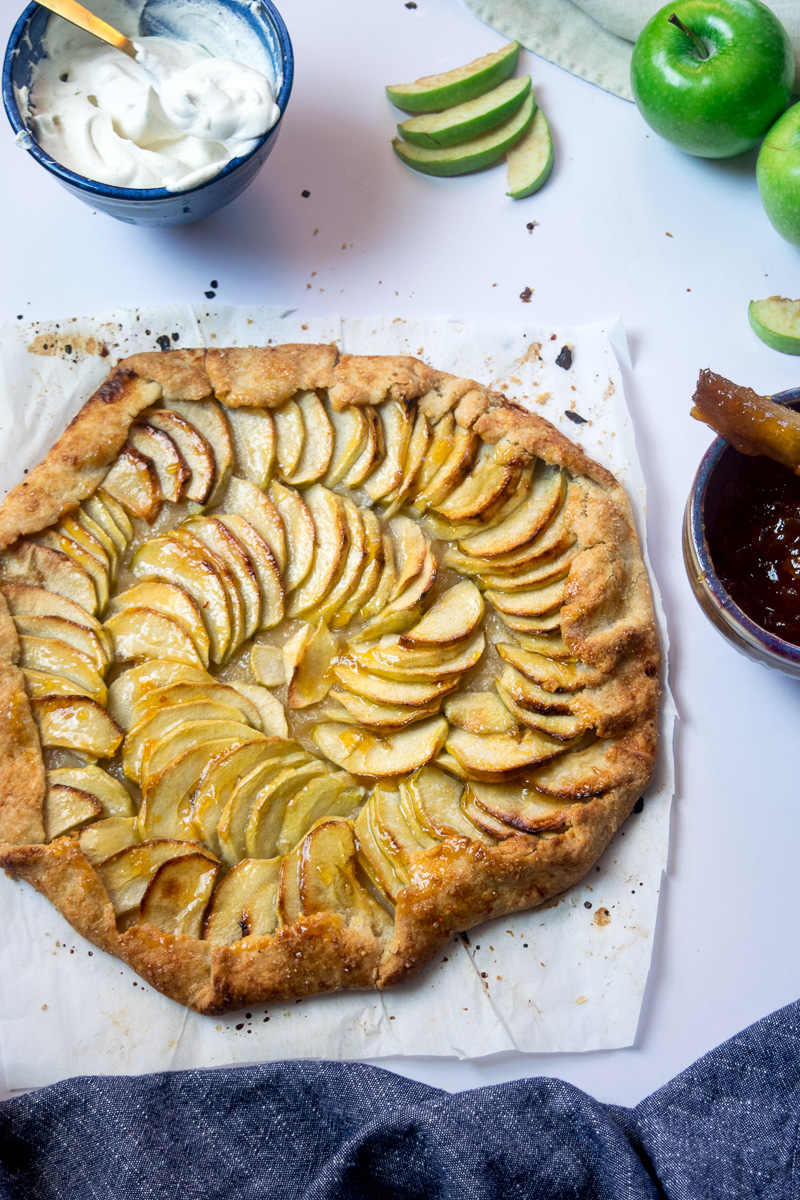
686, 384, 800, 668
2, 0, 294, 201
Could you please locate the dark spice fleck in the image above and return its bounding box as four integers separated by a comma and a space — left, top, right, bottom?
204, 290, 216, 299
480, 972, 488, 979
210, 280, 218, 289
526, 221, 537, 232
100, 344, 109, 357
523, 943, 528, 948
301, 189, 310, 198
235, 1023, 244, 1030
460, 931, 470, 946
519, 286, 533, 303
156, 335, 171, 352
584, 900, 592, 909
406, 2, 417, 7
556, 345, 573, 369
172, 332, 180, 342
633, 797, 644, 813
16, 315, 22, 320
64, 345, 72, 355
565, 410, 587, 425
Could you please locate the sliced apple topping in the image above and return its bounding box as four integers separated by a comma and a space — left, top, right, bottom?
96, 840, 213, 917
127, 421, 190, 504
131, 535, 233, 664
47, 765, 134, 816
174, 528, 245, 658
372, 780, 437, 871
218, 753, 324, 864
286, 620, 337, 709
122, 698, 258, 784
458, 464, 565, 558
161, 398, 233, 504
142, 721, 261, 792
57, 514, 111, 576
444, 691, 516, 735
0, 541, 98, 615
31, 695, 122, 758
414, 424, 478, 510
36, 529, 107, 611
333, 659, 459, 707
497, 664, 574, 713
325, 403, 369, 486
18, 635, 108, 702
181, 516, 261, 641
110, 581, 210, 668
496, 642, 607, 692
287, 486, 347, 617
276, 776, 363, 858
382, 409, 432, 516
12, 613, 109, 671
105, 607, 206, 669
190, 737, 301, 847
468, 780, 571, 835
312, 715, 448, 777
43, 783, 103, 840
96, 489, 134, 543
354, 798, 407, 903
79, 815, 139, 866
400, 580, 484, 649
283, 391, 334, 485
225, 406, 276, 488
405, 764, 494, 842
328, 688, 442, 730
364, 399, 415, 501
344, 405, 383, 486
229, 683, 289, 737
294, 819, 392, 933
360, 627, 485, 681
127, 680, 263, 733
214, 513, 284, 630
139, 852, 220, 937
445, 724, 567, 781
106, 659, 214, 729
268, 481, 315, 592
273, 397, 305, 478
144, 408, 216, 504
331, 508, 384, 629
528, 736, 643, 799
101, 445, 162, 522
219, 477, 287, 575
250, 642, 286, 688
202, 857, 282, 944
2, 584, 112, 662
494, 682, 589, 740
81, 495, 129, 558
434, 438, 523, 523
356, 547, 437, 639
486, 578, 568, 619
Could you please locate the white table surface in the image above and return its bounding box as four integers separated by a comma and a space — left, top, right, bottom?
1, 0, 798, 1110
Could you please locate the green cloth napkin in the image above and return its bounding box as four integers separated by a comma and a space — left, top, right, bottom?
462, 0, 800, 100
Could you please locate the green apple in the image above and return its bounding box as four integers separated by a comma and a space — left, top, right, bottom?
749, 297, 800, 353
398, 76, 531, 148
757, 103, 800, 246
392, 92, 535, 177
386, 41, 519, 113
506, 107, 554, 198
630, 0, 794, 158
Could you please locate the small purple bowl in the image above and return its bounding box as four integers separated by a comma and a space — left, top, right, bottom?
2, 0, 293, 227
683, 386, 800, 678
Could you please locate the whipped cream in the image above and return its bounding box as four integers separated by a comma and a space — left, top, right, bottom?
27, 20, 279, 192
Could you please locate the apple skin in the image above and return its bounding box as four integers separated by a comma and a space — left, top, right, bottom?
757, 104, 800, 246
631, 0, 794, 158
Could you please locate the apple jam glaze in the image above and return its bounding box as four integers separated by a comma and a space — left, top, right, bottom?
706, 453, 800, 646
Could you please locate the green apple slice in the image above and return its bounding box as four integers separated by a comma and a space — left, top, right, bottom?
748, 297, 800, 354
393, 92, 534, 177
506, 106, 554, 198
399, 76, 531, 148
386, 40, 519, 113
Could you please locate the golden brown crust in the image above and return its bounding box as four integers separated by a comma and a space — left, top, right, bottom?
0, 344, 660, 1014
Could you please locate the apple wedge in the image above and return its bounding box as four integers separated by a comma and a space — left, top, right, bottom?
273, 397, 305, 478
359, 533, 396, 621
748, 296, 800, 354
189, 737, 301, 846
2, 584, 111, 660
393, 92, 534, 177
361, 628, 485, 681
109, 581, 210, 667
79, 815, 139, 866
328, 688, 442, 730
22, 669, 90, 700
82, 495, 129, 557
433, 440, 524, 523
444, 691, 516, 735
333, 659, 457, 707
354, 799, 406, 903
123, 699, 256, 782
202, 857, 282, 944
372, 781, 437, 870
31, 695, 122, 758
96, 839, 213, 916
529, 736, 641, 799
12, 613, 109, 671
494, 682, 589, 740
181, 516, 261, 641
214, 513, 284, 630
363, 400, 414, 501
358, 548, 437, 639
477, 549, 574, 592
219, 477, 287, 575
96, 489, 134, 542
386, 40, 519, 112
469, 779, 571, 834
381, 409, 431, 516
344, 405, 383, 487
268, 481, 314, 592
331, 508, 384, 629
512, 630, 573, 660
445, 724, 567, 780
496, 642, 607, 691
497, 664, 574, 714
287, 486, 347, 618
399, 75, 531, 147
399, 580, 484, 649
174, 529, 245, 658
18, 635, 107, 701
106, 659, 213, 728
287, 619, 337, 709
144, 408, 216, 503
101, 445, 162, 522
163, 399, 233, 504
250, 642, 286, 688
127, 421, 190, 503
312, 715, 447, 776
283, 391, 334, 485
458, 464, 565, 557
275, 775, 362, 856
316, 499, 368, 625
296, 820, 392, 933
131, 535, 233, 664
0, 541, 99, 616
104, 607, 206, 669
128, 680, 262, 733
460, 786, 516, 837
325, 403, 369, 486
43, 783, 103, 840
406, 764, 494, 843
485, 578, 568, 618
37, 529, 107, 611
57, 514, 110, 576
47, 765, 134, 817
219, 756, 324, 863
225, 405, 276, 486
139, 852, 220, 937
414, 425, 478, 509
141, 721, 260, 790
230, 682, 288, 737
506, 105, 554, 198
388, 516, 429, 601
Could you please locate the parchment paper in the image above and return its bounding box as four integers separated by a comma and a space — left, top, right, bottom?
0, 308, 675, 1091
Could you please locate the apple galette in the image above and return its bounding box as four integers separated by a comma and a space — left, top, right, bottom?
0, 345, 659, 1013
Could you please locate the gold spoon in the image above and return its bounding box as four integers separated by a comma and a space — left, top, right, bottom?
37, 0, 136, 58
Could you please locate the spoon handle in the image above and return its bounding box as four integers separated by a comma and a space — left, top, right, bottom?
37, 0, 136, 57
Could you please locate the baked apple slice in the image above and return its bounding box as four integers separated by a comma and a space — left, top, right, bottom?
109, 581, 210, 668
104, 607, 206, 669
273, 398, 305, 477
144, 408, 216, 503
31, 695, 122, 758
325, 403, 369, 486
219, 477, 286, 575
268, 481, 313, 590
446, 724, 568, 780
127, 422, 190, 503
458, 465, 565, 558
79, 815, 139, 866
131, 535, 233, 664
284, 391, 334, 485
96, 840, 213, 917
312, 714, 448, 776
163, 399, 233, 504
0, 541, 100, 615
139, 851, 220, 938
101, 445, 162, 523
12, 613, 109, 671
43, 783, 103, 840
225, 406, 276, 489
297, 819, 392, 933
202, 857, 282, 944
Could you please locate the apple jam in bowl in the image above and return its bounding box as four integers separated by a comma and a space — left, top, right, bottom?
684, 387, 800, 677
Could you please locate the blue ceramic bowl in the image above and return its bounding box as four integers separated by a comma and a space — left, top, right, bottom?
2, 0, 293, 226
683, 386, 800, 678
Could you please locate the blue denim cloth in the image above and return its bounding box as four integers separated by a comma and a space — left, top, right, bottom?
0, 999, 798, 1199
